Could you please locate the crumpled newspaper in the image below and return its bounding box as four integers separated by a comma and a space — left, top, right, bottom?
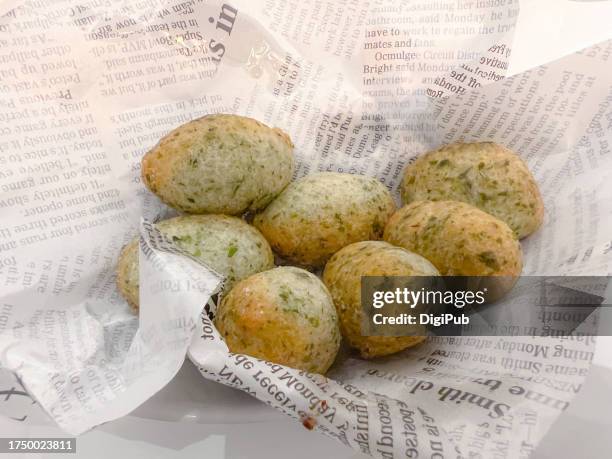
0, 0, 611, 457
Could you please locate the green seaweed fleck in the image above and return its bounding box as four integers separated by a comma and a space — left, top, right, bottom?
478, 251, 500, 270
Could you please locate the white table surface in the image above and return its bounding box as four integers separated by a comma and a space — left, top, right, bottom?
2, 0, 612, 457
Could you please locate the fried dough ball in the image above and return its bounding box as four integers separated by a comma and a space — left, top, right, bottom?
253, 172, 396, 267
401, 142, 543, 238
323, 241, 438, 358
142, 114, 294, 215
215, 267, 341, 374
116, 215, 274, 312
384, 201, 522, 299
384, 201, 522, 277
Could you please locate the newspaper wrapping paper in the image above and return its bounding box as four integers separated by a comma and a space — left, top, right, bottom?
0, 214, 223, 431
0, 0, 611, 456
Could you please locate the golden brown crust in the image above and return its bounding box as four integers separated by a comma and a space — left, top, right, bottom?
142, 114, 294, 215
383, 201, 523, 277
323, 241, 438, 358
215, 267, 341, 374
253, 172, 396, 267
400, 142, 544, 239
115, 215, 274, 313
116, 239, 139, 313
